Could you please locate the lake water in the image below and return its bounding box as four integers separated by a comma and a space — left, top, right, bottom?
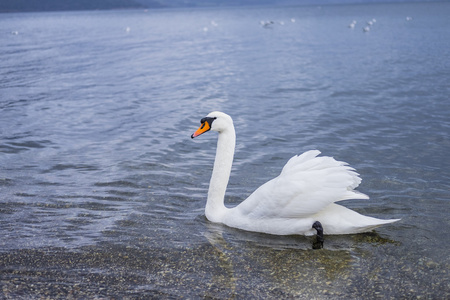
1, 2, 449, 298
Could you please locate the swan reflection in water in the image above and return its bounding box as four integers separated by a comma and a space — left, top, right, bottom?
200, 218, 399, 298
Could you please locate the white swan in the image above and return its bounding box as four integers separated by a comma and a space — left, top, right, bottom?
191, 111, 400, 237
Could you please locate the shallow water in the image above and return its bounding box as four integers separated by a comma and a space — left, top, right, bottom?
1, 2, 449, 298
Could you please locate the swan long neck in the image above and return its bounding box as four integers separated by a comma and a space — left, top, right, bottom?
205, 125, 236, 223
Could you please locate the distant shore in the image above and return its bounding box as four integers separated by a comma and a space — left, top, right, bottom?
0, 0, 440, 13
0, 0, 164, 13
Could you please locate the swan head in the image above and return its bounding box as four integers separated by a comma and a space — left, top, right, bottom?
191, 111, 233, 138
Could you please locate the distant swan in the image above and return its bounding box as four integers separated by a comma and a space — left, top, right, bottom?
191, 111, 400, 239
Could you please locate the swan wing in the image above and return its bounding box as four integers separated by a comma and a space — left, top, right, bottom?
235, 150, 369, 219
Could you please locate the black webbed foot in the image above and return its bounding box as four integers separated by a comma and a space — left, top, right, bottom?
312, 221, 324, 250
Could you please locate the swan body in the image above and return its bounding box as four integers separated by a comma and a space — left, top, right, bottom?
192, 111, 400, 236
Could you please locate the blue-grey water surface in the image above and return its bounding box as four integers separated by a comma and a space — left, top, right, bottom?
1, 2, 449, 298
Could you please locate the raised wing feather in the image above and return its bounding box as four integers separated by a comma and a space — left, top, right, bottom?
235, 150, 369, 219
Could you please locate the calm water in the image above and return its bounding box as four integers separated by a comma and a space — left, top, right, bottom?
1, 2, 449, 298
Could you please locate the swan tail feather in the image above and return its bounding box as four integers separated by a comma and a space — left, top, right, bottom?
318, 204, 401, 235
353, 218, 401, 234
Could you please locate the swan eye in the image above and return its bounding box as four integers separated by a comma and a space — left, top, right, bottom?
200, 117, 216, 125
200, 117, 216, 124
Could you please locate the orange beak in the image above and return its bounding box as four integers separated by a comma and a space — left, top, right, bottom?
191, 121, 211, 138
